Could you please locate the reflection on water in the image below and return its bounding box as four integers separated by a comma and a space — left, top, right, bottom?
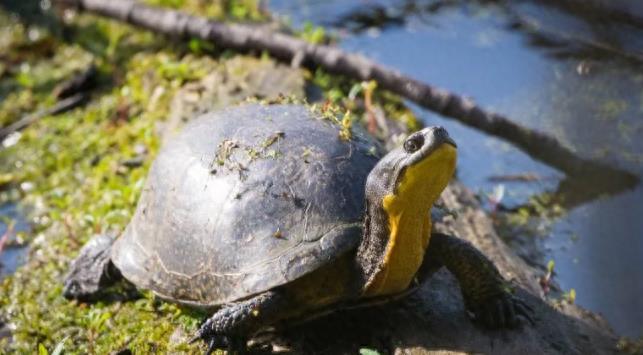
0, 203, 28, 281
269, 0, 643, 336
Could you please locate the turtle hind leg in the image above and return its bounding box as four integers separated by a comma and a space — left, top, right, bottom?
63, 234, 122, 301
191, 290, 289, 355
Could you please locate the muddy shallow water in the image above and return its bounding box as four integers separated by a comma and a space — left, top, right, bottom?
269, 0, 643, 337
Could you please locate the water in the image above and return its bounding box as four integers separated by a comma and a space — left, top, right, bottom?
268, 0, 643, 337
0, 203, 29, 281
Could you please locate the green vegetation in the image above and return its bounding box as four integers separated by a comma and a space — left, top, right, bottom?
145, 0, 264, 20
0, 1, 419, 353
0, 5, 220, 353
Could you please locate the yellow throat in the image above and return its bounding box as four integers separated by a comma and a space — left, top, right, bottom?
364, 144, 457, 296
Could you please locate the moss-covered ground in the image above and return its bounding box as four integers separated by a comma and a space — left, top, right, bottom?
0, 1, 418, 353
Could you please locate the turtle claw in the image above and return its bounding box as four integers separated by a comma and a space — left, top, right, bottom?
471, 293, 535, 329
190, 320, 245, 355
205, 337, 224, 355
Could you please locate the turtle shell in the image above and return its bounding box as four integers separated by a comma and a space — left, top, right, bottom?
111, 104, 381, 307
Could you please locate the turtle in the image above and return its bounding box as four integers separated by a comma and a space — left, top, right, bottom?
63, 103, 532, 353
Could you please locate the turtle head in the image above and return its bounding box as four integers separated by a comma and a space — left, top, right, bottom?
359, 126, 457, 296
391, 126, 457, 204
366, 126, 457, 210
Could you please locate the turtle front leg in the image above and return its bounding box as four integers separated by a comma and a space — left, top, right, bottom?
420, 232, 533, 328
63, 234, 121, 300
191, 290, 287, 355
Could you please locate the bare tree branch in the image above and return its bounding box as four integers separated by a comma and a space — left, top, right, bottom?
56, 0, 638, 187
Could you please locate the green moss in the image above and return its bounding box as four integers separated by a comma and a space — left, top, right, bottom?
310, 68, 421, 134
338, 110, 354, 141
0, 2, 423, 353
0, 4, 265, 353
144, 0, 264, 21
301, 22, 327, 44
0, 55, 209, 355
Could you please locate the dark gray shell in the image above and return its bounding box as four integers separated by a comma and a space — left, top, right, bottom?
111, 104, 381, 306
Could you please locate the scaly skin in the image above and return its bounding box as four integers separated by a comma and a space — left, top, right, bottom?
190, 290, 287, 354
421, 233, 533, 328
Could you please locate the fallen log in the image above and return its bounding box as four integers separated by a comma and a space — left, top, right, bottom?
55, 0, 638, 189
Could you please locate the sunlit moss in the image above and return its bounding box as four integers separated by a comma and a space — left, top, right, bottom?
143, 0, 265, 21
0, 1, 425, 353
311, 68, 420, 135
0, 56, 209, 355
301, 22, 327, 44
0, 5, 244, 353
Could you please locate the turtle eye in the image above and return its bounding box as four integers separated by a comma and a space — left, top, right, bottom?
403, 135, 424, 153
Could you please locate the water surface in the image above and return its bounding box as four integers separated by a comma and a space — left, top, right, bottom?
0, 203, 29, 281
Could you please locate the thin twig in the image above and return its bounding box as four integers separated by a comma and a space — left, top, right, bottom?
0, 93, 88, 143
